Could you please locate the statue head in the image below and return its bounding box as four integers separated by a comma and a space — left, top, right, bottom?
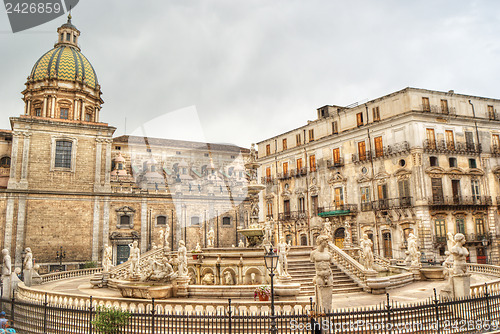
179, 240, 185, 247
454, 233, 466, 245
25, 247, 31, 253
1, 249, 8, 256
316, 235, 329, 247
133, 240, 138, 247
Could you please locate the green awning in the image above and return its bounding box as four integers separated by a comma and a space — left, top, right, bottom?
318, 210, 351, 217
191, 169, 202, 178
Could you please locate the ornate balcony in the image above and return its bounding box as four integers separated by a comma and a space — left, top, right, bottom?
360, 202, 373, 212
433, 235, 447, 244
278, 210, 308, 221
466, 233, 491, 245
429, 196, 492, 209
326, 157, 344, 169
352, 150, 372, 164
423, 139, 482, 155
276, 172, 292, 180
260, 176, 274, 185
419, 104, 456, 115
371, 197, 413, 211
290, 168, 307, 178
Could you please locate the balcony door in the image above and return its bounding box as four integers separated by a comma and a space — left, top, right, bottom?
445, 130, 455, 150
452, 179, 461, 204
334, 187, 344, 207
431, 178, 443, 203
383, 232, 392, 259
398, 179, 411, 206
426, 128, 436, 149
377, 184, 389, 209
283, 200, 290, 217
334, 228, 345, 249
358, 141, 366, 161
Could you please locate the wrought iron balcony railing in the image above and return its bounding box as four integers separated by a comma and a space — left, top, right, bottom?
466, 233, 491, 244
423, 139, 482, 155
261, 176, 274, 185
420, 104, 456, 115
276, 172, 292, 180
429, 196, 492, 207
326, 157, 344, 169
433, 235, 447, 244
290, 168, 307, 178
278, 210, 308, 221
352, 150, 372, 163
360, 202, 373, 212
371, 197, 413, 211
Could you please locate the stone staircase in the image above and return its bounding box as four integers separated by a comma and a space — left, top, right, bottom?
287, 247, 363, 296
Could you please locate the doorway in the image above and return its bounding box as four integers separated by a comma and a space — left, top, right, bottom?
334, 228, 345, 249
383, 232, 392, 258
116, 244, 130, 265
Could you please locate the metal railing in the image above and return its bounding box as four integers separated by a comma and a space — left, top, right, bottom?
9, 289, 500, 334
371, 197, 413, 211
260, 176, 274, 185
429, 195, 492, 206
493, 144, 500, 157
423, 139, 482, 155
278, 210, 308, 221
326, 157, 344, 168
419, 104, 457, 115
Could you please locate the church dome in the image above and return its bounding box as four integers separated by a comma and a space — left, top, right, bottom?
28, 45, 98, 89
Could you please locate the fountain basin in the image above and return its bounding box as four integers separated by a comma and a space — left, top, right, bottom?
420, 267, 445, 280
117, 282, 173, 299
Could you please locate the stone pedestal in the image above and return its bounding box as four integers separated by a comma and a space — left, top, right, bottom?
2, 276, 11, 299
452, 274, 471, 298
410, 266, 422, 280
90, 272, 110, 288
175, 276, 190, 297
316, 285, 333, 312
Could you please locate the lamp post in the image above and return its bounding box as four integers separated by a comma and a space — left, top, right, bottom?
20, 249, 26, 281
264, 246, 278, 334
55, 247, 66, 272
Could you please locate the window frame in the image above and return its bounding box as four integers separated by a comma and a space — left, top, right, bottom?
156, 215, 167, 226
356, 112, 363, 127
50, 136, 77, 172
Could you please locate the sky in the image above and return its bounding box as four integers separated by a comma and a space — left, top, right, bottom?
0, 0, 499, 148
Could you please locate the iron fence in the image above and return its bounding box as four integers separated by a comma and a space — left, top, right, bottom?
5, 289, 500, 333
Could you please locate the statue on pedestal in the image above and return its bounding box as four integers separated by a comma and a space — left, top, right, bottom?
405, 233, 421, 268
344, 221, 352, 246
277, 236, 290, 278
360, 234, 374, 271
310, 235, 334, 312
238, 239, 245, 248
194, 242, 202, 253
2, 249, 12, 299
102, 245, 113, 272
177, 240, 188, 277
441, 233, 470, 299
128, 241, 141, 278
207, 228, 215, 248
23, 247, 34, 287
223, 271, 234, 285
451, 233, 468, 276
322, 218, 332, 241
263, 218, 274, 245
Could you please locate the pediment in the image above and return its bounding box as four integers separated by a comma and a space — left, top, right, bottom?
116, 206, 136, 213
328, 172, 346, 184
357, 175, 371, 183
374, 172, 390, 180
467, 168, 484, 176
425, 166, 446, 174
393, 168, 411, 177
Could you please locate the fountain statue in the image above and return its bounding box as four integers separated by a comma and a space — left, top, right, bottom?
128, 240, 141, 279
23, 247, 34, 287
405, 233, 421, 268
277, 236, 291, 279
207, 228, 215, 248
310, 235, 334, 311
360, 234, 375, 271
441, 233, 470, 299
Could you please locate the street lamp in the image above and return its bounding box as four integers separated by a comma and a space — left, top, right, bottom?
264, 246, 278, 334
20, 249, 26, 281
55, 247, 66, 272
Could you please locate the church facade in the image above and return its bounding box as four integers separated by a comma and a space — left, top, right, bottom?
0, 17, 251, 272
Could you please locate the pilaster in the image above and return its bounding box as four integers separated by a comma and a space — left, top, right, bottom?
91, 198, 100, 262
14, 195, 27, 267
141, 199, 148, 253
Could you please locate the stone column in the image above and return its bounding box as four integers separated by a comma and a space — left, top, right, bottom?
102, 197, 110, 250
14, 195, 27, 267
73, 99, 79, 120
80, 100, 85, 120
3, 195, 15, 253
141, 199, 148, 253
94, 138, 103, 191
51, 96, 56, 118
487, 207, 499, 264
19, 132, 31, 189
7, 132, 21, 188
25, 100, 31, 115
91, 198, 100, 262
42, 96, 47, 117
103, 139, 112, 191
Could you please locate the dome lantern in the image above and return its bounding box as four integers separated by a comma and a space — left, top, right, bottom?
54, 14, 81, 51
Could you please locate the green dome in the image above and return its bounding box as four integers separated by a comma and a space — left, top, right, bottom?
29, 45, 98, 89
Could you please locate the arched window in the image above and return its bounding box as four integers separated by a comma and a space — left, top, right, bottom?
156, 216, 167, 225
60, 108, 69, 119
334, 228, 345, 248
0, 157, 10, 168
222, 217, 231, 226
300, 235, 308, 246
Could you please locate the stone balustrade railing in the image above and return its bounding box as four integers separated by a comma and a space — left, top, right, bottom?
109, 247, 176, 280
16, 284, 310, 314
373, 253, 391, 270
327, 241, 371, 286
41, 267, 103, 283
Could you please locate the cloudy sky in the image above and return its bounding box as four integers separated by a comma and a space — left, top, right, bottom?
0, 0, 499, 148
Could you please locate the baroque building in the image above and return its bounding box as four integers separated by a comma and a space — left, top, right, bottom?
0, 17, 251, 272
257, 87, 500, 264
